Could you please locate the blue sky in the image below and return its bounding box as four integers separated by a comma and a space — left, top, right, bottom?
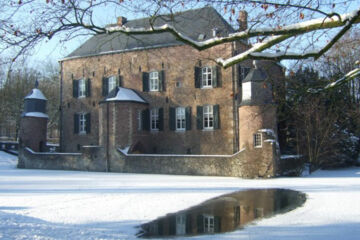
27, 1, 359, 69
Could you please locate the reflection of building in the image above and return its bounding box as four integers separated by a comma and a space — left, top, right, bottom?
140, 189, 305, 237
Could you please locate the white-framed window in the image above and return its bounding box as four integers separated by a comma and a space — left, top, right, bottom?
78, 78, 86, 97
137, 110, 142, 131
203, 215, 215, 233
254, 133, 262, 148
150, 108, 159, 130
201, 67, 213, 88
108, 76, 117, 93
203, 105, 214, 130
79, 113, 86, 134
176, 107, 186, 131
149, 71, 159, 91
176, 214, 186, 235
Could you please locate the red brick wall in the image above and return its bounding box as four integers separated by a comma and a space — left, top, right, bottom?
61, 43, 245, 154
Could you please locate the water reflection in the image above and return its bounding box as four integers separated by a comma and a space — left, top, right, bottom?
138, 189, 306, 238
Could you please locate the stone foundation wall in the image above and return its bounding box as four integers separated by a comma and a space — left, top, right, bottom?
18, 135, 278, 178
18, 146, 106, 172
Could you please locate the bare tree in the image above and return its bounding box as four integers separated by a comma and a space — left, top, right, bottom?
0, 62, 59, 140
1, 1, 359, 69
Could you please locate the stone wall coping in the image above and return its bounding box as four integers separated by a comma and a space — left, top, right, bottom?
82, 145, 103, 148
117, 147, 245, 158
25, 147, 81, 156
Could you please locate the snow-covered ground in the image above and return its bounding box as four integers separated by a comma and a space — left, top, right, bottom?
1, 150, 360, 240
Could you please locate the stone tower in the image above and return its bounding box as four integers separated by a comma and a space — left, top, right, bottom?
99, 87, 148, 171
19, 82, 48, 153
238, 61, 279, 177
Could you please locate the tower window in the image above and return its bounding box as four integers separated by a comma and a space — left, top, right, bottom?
254, 133, 262, 148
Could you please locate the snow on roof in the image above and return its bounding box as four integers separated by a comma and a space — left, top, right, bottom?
23, 112, 48, 118
25, 88, 47, 100
258, 129, 276, 137
105, 87, 147, 103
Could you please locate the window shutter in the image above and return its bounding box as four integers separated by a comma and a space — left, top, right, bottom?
142, 72, 149, 92
85, 113, 91, 133
159, 70, 165, 91
213, 104, 220, 129
118, 75, 123, 87
186, 214, 192, 234
212, 66, 221, 87
169, 215, 176, 235
102, 77, 108, 96
142, 109, 150, 131
186, 107, 192, 130
196, 215, 204, 233
86, 78, 91, 97
169, 107, 176, 131
159, 108, 164, 131
194, 66, 201, 88
196, 106, 203, 130
73, 80, 78, 98
74, 113, 79, 134
214, 216, 221, 233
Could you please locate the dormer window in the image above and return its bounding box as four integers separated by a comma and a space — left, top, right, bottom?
212, 28, 218, 37
198, 33, 205, 40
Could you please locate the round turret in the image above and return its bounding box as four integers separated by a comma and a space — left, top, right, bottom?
19, 82, 48, 155
22, 87, 48, 118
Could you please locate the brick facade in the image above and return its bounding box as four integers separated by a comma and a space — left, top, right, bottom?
60, 43, 249, 154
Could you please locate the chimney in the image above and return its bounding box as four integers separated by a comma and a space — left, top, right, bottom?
117, 16, 127, 26
237, 10, 248, 31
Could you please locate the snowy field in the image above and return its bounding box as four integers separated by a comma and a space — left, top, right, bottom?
1, 151, 360, 240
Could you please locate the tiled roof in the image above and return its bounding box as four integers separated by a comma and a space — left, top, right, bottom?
65, 6, 235, 59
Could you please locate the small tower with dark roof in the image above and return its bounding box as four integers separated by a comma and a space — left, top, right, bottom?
238, 61, 279, 177
99, 87, 149, 170
19, 81, 48, 154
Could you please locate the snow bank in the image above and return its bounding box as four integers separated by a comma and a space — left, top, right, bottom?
1, 151, 360, 239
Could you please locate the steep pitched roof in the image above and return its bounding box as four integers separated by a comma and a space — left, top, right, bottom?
25, 88, 47, 100
65, 7, 234, 59
242, 68, 268, 83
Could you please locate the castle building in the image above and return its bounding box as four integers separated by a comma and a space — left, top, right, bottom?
59, 6, 283, 154
18, 7, 284, 178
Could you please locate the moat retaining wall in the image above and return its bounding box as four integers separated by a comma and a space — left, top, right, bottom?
17, 131, 279, 178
